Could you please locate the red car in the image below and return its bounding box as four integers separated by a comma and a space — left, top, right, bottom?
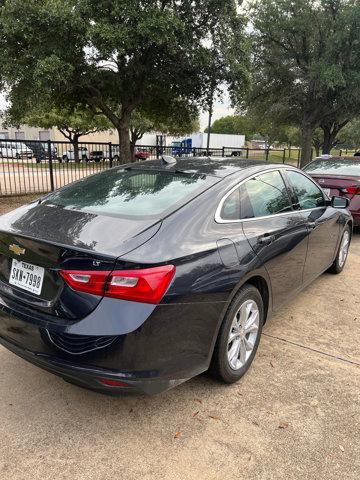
304, 156, 360, 226
134, 149, 151, 160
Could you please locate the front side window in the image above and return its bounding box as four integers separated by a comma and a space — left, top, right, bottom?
286, 170, 325, 210
240, 170, 292, 219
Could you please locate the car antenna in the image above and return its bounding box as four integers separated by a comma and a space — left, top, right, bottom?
162, 155, 177, 165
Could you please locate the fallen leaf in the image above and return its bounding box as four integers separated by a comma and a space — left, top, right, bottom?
129, 408, 134, 413
237, 392, 243, 396
209, 415, 221, 421
174, 431, 182, 439
278, 421, 289, 429
194, 398, 203, 404
252, 420, 259, 426
270, 360, 275, 368
193, 411, 200, 417
339, 445, 345, 452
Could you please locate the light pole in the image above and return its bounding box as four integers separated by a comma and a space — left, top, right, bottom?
206, 84, 215, 154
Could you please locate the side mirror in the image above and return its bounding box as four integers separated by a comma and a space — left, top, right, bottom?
331, 196, 350, 209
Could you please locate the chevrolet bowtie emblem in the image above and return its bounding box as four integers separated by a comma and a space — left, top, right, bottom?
9, 244, 26, 256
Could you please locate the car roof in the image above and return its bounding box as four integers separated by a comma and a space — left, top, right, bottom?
132, 157, 293, 178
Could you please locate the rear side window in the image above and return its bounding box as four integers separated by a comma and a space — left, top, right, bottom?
44, 168, 215, 217
240, 170, 292, 219
220, 188, 240, 220
286, 170, 325, 210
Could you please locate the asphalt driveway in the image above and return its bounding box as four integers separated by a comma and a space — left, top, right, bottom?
0, 198, 359, 480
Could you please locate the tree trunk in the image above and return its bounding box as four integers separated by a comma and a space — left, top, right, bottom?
322, 125, 333, 155
300, 118, 315, 167
321, 120, 349, 155
130, 130, 143, 162
86, 92, 134, 164
72, 135, 80, 163
117, 111, 132, 164
130, 142, 135, 160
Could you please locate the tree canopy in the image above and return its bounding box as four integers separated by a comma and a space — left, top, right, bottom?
130, 106, 199, 149
246, 0, 360, 166
0, 0, 248, 163
22, 106, 111, 143
205, 115, 255, 140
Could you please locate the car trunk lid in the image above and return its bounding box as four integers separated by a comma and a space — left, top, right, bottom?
310, 174, 360, 198
0, 202, 161, 319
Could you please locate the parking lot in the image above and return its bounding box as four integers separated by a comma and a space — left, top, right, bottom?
0, 198, 359, 480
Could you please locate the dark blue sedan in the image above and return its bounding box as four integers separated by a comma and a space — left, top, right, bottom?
0, 157, 352, 394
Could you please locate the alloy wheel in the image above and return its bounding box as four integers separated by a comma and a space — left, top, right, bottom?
227, 299, 260, 371
338, 230, 350, 268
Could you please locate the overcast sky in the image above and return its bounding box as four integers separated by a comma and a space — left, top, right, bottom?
200, 92, 234, 131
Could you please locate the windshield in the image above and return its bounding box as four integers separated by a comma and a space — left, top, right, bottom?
43, 168, 215, 218
304, 158, 360, 176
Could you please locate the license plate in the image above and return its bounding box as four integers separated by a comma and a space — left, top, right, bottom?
323, 188, 331, 197
9, 258, 44, 296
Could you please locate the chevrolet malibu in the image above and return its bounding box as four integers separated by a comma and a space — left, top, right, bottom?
0, 158, 352, 394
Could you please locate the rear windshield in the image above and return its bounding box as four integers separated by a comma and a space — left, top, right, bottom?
304, 158, 360, 176
43, 168, 215, 217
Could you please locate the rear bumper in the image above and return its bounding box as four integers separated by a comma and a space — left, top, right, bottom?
0, 335, 184, 395
0, 294, 225, 395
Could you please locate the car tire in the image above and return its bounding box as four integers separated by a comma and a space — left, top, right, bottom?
328, 225, 351, 274
113, 155, 119, 162
210, 284, 264, 384
63, 156, 69, 163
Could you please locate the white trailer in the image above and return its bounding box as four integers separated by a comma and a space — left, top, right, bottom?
189, 133, 245, 150
136, 132, 246, 150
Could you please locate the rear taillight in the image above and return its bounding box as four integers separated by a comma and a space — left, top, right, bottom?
59, 270, 108, 296
59, 265, 175, 304
343, 186, 360, 195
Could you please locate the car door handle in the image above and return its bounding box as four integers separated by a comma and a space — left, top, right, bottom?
259, 234, 276, 245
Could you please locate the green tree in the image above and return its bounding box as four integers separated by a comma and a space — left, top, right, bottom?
0, 0, 247, 163
246, 0, 360, 166
279, 126, 301, 151
337, 119, 360, 151
320, 116, 350, 154
205, 115, 255, 140
20, 106, 111, 162
130, 99, 199, 152
312, 128, 324, 157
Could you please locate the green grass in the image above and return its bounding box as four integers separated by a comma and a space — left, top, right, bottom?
330, 148, 356, 156
245, 149, 300, 166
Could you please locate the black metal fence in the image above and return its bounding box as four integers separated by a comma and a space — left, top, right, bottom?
0, 138, 301, 196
